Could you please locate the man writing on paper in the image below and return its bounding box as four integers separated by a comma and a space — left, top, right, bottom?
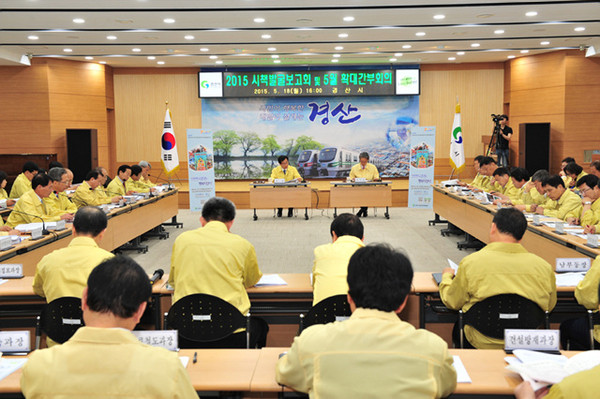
513, 169, 551, 212
477, 157, 500, 193
270, 155, 302, 218
349, 152, 379, 217
169, 196, 268, 347
563, 161, 587, 190
277, 244, 457, 398
566, 174, 600, 226
44, 167, 76, 222
22, 255, 197, 398
6, 174, 68, 227
312, 213, 365, 305
535, 175, 582, 221
439, 208, 556, 349
490, 167, 519, 204
460, 155, 487, 189
9, 161, 39, 199
496, 167, 530, 206
72, 170, 121, 208
107, 164, 134, 197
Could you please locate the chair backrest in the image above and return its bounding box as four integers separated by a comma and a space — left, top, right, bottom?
166, 293, 249, 347
300, 294, 351, 333
587, 310, 600, 349
39, 297, 84, 345
462, 294, 546, 339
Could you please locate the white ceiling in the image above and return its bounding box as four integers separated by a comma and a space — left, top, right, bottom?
0, 0, 598, 67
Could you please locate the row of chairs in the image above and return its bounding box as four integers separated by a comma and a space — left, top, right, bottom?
34, 293, 599, 350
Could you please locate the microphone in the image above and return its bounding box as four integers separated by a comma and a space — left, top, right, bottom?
149, 269, 165, 285
148, 174, 174, 190
9, 208, 50, 236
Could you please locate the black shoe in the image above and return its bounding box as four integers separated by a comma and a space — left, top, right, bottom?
287, 209, 293, 217
363, 210, 368, 217
277, 209, 283, 217
356, 210, 363, 217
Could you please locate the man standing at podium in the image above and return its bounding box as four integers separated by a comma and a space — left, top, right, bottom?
270, 155, 301, 217
349, 152, 379, 217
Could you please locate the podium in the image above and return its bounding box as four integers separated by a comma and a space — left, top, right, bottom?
329, 181, 392, 219
249, 182, 311, 220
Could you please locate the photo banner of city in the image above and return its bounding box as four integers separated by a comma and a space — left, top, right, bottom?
202, 95, 420, 180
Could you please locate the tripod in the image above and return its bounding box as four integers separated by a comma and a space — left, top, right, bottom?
485, 122, 501, 157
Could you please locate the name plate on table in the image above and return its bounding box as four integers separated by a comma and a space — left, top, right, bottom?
505, 329, 560, 352
354, 177, 367, 183
0, 264, 23, 278
55, 220, 66, 231
0, 331, 30, 353
532, 214, 542, 226
30, 226, 42, 240
556, 258, 591, 272
0, 236, 11, 251
554, 221, 566, 235
132, 330, 178, 351
587, 234, 600, 248
273, 178, 285, 184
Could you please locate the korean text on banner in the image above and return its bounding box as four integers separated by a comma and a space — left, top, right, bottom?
186, 129, 216, 212
408, 126, 436, 208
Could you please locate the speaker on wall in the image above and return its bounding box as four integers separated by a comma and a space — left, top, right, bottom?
519, 123, 550, 173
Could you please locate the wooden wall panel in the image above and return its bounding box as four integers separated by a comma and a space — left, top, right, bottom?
113, 72, 202, 163
46, 59, 106, 96
0, 62, 49, 93
508, 52, 566, 91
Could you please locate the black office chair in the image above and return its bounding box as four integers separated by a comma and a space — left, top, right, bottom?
458, 294, 549, 348
35, 296, 84, 349
299, 294, 351, 334
587, 310, 600, 349
165, 293, 250, 349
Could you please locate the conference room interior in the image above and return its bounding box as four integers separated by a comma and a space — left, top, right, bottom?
1, 1, 600, 396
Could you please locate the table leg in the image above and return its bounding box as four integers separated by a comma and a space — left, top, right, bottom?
253, 208, 258, 221
304, 208, 308, 220
428, 213, 448, 226
333, 208, 337, 218
385, 206, 390, 219
419, 294, 426, 329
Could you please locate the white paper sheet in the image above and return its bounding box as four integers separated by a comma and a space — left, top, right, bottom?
179, 356, 190, 368
447, 259, 459, 272
555, 272, 586, 287
255, 274, 288, 286
0, 358, 27, 382
452, 355, 472, 383
0, 279, 7, 286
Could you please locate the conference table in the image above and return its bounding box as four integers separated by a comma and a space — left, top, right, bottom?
249, 182, 312, 220
329, 181, 392, 219
0, 189, 179, 276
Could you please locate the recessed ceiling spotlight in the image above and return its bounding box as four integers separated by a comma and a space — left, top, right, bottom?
335, 46, 344, 50
525, 11, 538, 17
273, 60, 281, 64
416, 32, 426, 37
184, 35, 195, 40
338, 33, 348, 38
448, 57, 456, 61
268, 47, 277, 51
132, 48, 141, 52
254, 17, 265, 23
99, 61, 106, 64
215, 60, 223, 64
261, 34, 271, 39
73, 18, 85, 24
209, 55, 218, 59
63, 48, 73, 53
343, 16, 355, 22
200, 48, 209, 52
333, 54, 340, 58
157, 61, 165, 65
540, 41, 550, 45
507, 55, 516, 59
106, 35, 117, 40
520, 50, 529, 54
457, 51, 465, 55
494, 29, 505, 34
28, 35, 39, 40
433, 14, 445, 20
389, 58, 397, 62
85, 56, 93, 60
147, 56, 156, 60
471, 43, 480, 47
574, 27, 586, 32
163, 18, 175, 23
331, 59, 339, 63
402, 45, 412, 49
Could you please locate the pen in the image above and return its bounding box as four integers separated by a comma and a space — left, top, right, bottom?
193, 352, 197, 364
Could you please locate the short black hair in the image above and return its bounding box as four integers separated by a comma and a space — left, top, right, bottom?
479, 156, 497, 166
130, 165, 142, 177
47, 167, 67, 182
85, 169, 101, 181
492, 167, 510, 177
510, 167, 530, 182
86, 255, 151, 319
73, 206, 108, 237
542, 175, 566, 189
492, 208, 527, 241
531, 169, 550, 183
23, 161, 39, 174
32, 173, 51, 190
591, 161, 600, 173
563, 162, 583, 176
277, 156, 288, 164
347, 244, 413, 312
499, 114, 508, 121
0, 171, 7, 185
48, 161, 64, 169
577, 174, 599, 190
359, 152, 370, 160
562, 157, 575, 164
330, 213, 364, 239
117, 165, 131, 175
474, 155, 486, 164
202, 197, 236, 223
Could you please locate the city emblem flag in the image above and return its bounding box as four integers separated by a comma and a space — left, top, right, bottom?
449, 103, 465, 173
161, 109, 179, 175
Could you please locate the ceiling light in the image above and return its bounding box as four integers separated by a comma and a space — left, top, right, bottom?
402, 45, 412, 49
63, 48, 73, 53
215, 60, 223, 64
333, 54, 340, 58
394, 53, 403, 57
389, 58, 397, 62
132, 48, 141, 52
99, 61, 106, 64
209, 55, 218, 59
254, 17, 265, 23
184, 35, 195, 40
471, 43, 480, 47
273, 60, 281, 64
520, 50, 529, 54
261, 34, 271, 39
106, 35, 117, 40
73, 18, 85, 24
457, 51, 465, 55
157, 61, 165, 65
433, 14, 445, 20
448, 57, 456, 61
147, 56, 156, 60
507, 55, 516, 59
331, 59, 339, 63
28, 35, 39, 40
494, 29, 505, 34
343, 16, 355, 22
271, 55, 279, 59
200, 48, 209, 52
335, 46, 344, 50
525, 11, 538, 17
163, 18, 175, 23
575, 27, 586, 32
415, 32, 426, 37
338, 33, 348, 38
85, 56, 93, 60
540, 41, 550, 45
268, 47, 277, 51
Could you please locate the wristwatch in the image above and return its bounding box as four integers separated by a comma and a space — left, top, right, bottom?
584, 201, 592, 205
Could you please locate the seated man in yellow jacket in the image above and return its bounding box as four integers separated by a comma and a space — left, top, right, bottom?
559, 156, 576, 187
138, 160, 155, 188
106, 165, 135, 197
22, 255, 197, 398
9, 161, 39, 199
490, 167, 520, 204
72, 169, 121, 208
44, 167, 76, 222
349, 152, 380, 217
126, 165, 151, 193
472, 156, 500, 193
513, 169, 552, 212
270, 155, 302, 217
566, 174, 600, 226
590, 160, 600, 178
6, 173, 69, 227
535, 175, 582, 221
497, 167, 530, 206
563, 161, 587, 190
312, 213, 365, 305
439, 208, 556, 349
277, 244, 457, 398
460, 155, 486, 189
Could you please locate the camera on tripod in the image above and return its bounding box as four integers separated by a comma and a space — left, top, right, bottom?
491, 114, 501, 123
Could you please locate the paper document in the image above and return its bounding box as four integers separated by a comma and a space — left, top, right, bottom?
0, 279, 7, 286
452, 356, 472, 383
555, 272, 586, 287
0, 358, 27, 382
255, 274, 288, 286
179, 356, 190, 368
447, 259, 459, 272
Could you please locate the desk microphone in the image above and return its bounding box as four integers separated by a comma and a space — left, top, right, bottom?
149, 269, 164, 285
148, 174, 174, 191
9, 209, 50, 235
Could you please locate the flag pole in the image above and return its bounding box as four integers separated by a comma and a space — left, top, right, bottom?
450, 168, 456, 180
